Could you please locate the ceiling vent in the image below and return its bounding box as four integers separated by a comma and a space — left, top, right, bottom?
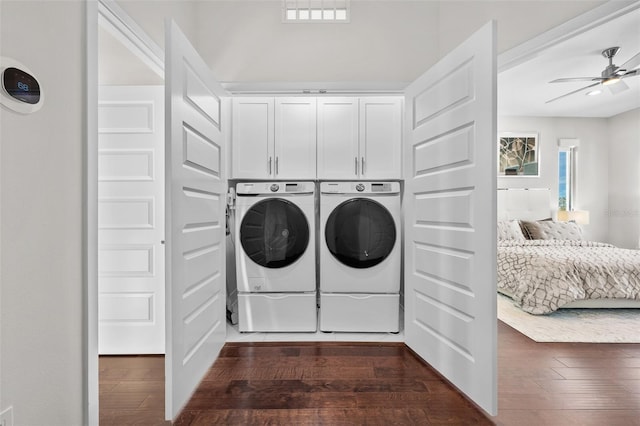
283, 0, 350, 23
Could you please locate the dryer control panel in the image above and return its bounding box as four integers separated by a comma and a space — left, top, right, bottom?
321, 181, 400, 195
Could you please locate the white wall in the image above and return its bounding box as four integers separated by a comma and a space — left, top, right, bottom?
115, 0, 199, 53
116, 0, 603, 84
0, 1, 85, 425
192, 0, 439, 83
608, 107, 640, 249
497, 116, 610, 243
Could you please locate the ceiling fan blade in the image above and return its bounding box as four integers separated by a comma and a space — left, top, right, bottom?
622, 69, 639, 78
549, 77, 601, 83
606, 79, 629, 94
545, 82, 600, 104
620, 51, 640, 70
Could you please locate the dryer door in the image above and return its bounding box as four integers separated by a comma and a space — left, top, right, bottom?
325, 198, 396, 268
240, 198, 310, 268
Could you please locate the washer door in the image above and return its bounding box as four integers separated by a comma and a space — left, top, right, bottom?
325, 198, 396, 268
240, 198, 309, 269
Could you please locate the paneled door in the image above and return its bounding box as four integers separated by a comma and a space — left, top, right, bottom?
98, 85, 165, 355
403, 21, 498, 416
165, 20, 228, 421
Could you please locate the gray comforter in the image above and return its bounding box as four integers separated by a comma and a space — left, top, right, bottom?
498, 240, 640, 314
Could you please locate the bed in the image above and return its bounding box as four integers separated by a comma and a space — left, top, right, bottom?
497, 188, 640, 314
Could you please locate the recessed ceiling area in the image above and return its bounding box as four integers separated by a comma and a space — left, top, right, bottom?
100, 1, 638, 115
498, 7, 640, 118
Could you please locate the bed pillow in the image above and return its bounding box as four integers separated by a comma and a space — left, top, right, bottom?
520, 220, 583, 240
497, 220, 526, 241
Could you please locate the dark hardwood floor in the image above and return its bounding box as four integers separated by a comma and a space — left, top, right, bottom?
99, 355, 168, 425
100, 321, 640, 425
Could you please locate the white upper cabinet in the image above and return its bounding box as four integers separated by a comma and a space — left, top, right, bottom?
359, 97, 402, 180
233, 96, 401, 180
317, 96, 402, 180
274, 97, 317, 179
232, 97, 274, 179
317, 97, 359, 179
232, 97, 316, 179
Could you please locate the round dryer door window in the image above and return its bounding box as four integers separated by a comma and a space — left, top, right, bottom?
325, 198, 396, 269
240, 199, 309, 269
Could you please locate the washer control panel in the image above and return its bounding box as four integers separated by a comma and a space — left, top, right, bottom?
236, 181, 315, 195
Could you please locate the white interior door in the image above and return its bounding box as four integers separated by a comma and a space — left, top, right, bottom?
165, 19, 227, 420
403, 21, 497, 416
98, 85, 165, 355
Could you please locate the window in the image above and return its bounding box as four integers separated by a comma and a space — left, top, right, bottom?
558, 149, 572, 210
558, 139, 579, 211
283, 0, 350, 22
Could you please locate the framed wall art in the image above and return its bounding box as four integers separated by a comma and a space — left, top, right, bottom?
498, 132, 539, 176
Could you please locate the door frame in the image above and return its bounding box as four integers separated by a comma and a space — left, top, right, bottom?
83, 1, 639, 424
85, 1, 165, 424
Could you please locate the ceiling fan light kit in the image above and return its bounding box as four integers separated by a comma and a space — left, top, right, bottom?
546, 46, 640, 103
602, 77, 621, 86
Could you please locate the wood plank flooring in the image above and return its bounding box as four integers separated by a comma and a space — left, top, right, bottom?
100, 321, 640, 425
497, 321, 640, 425
175, 342, 490, 425
99, 355, 169, 425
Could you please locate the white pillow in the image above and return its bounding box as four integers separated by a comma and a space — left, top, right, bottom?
522, 220, 583, 240
497, 220, 526, 241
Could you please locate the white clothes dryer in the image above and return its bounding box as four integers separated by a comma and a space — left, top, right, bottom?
319, 181, 401, 332
235, 181, 316, 332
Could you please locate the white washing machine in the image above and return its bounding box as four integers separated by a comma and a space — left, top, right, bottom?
235, 181, 317, 332
319, 181, 401, 332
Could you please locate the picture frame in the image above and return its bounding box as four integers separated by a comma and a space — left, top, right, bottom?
498, 132, 539, 176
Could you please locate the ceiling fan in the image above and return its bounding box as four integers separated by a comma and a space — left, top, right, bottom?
546, 46, 640, 103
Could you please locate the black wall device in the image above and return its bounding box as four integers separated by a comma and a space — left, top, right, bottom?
1, 57, 44, 113
3, 67, 40, 104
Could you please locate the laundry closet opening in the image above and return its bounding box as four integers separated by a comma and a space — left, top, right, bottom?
227, 96, 405, 338
96, 9, 165, 355
96, 13, 407, 374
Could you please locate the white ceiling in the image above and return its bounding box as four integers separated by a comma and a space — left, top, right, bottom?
498, 7, 640, 118
101, 1, 639, 118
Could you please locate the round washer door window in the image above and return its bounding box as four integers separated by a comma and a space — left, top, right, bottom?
240, 198, 309, 268
325, 198, 396, 269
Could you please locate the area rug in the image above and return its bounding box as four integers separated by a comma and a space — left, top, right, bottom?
497, 294, 640, 343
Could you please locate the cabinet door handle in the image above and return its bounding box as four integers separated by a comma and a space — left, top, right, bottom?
275, 156, 279, 176
268, 157, 272, 175
361, 157, 365, 176
355, 157, 358, 176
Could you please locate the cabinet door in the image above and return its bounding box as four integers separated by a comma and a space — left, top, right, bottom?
360, 97, 403, 179
274, 97, 317, 179
232, 97, 274, 178
317, 97, 359, 179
